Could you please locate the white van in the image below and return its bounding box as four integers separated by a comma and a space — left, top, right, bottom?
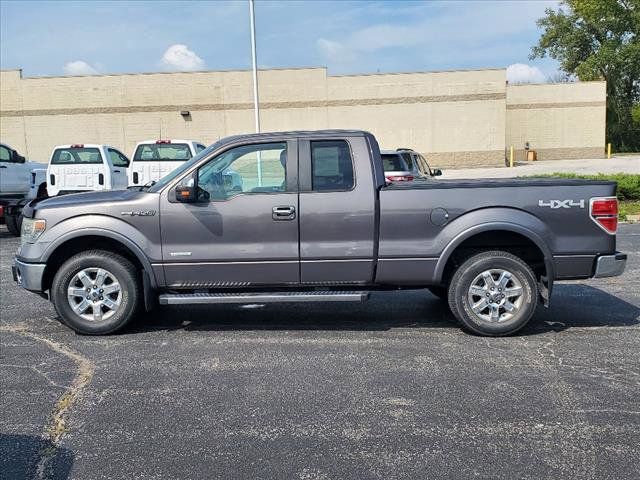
128, 139, 206, 186
47, 144, 130, 197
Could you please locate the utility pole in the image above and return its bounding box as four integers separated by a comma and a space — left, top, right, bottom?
249, 0, 262, 185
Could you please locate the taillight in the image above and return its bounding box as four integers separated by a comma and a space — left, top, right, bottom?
590, 197, 618, 234
386, 175, 414, 182
0, 206, 4, 217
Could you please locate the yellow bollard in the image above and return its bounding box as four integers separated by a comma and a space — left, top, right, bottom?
509, 146, 514, 168
607, 143, 612, 159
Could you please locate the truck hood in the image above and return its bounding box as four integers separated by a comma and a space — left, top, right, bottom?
23, 189, 158, 219
26, 161, 47, 171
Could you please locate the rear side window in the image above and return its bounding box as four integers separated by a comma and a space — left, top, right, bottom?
0, 145, 11, 162
310, 140, 354, 191
381, 153, 406, 171
108, 149, 130, 167
195, 143, 207, 153
51, 147, 102, 164
133, 143, 192, 162
400, 152, 414, 170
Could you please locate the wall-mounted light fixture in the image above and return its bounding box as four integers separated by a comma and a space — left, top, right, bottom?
180, 110, 191, 117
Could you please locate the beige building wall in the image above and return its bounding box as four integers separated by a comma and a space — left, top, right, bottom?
1, 67, 605, 169
506, 82, 606, 161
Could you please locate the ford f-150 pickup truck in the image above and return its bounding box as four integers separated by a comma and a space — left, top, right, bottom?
13, 130, 627, 336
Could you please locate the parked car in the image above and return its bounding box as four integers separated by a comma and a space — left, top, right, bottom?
381, 149, 442, 182
396, 148, 442, 178
0, 143, 47, 236
14, 130, 626, 337
46, 144, 130, 197
128, 139, 207, 186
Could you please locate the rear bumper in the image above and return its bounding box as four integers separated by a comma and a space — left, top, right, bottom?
12, 258, 46, 292
593, 252, 627, 278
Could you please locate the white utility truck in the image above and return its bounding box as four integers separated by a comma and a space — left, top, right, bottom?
128, 139, 206, 186
0, 143, 47, 236
47, 144, 130, 197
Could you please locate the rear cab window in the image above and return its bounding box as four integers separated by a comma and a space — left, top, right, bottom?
133, 143, 192, 162
51, 147, 102, 164
381, 153, 406, 172
310, 140, 354, 191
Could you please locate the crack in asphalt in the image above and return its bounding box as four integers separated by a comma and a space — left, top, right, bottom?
0, 324, 95, 479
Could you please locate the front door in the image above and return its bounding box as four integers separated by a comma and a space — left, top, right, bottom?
160, 140, 299, 288
0, 144, 28, 194
106, 148, 130, 190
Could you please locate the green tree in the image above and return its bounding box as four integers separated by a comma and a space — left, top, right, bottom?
531, 0, 640, 151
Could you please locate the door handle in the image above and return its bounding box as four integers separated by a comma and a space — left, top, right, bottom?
272, 205, 296, 221
0, 165, 7, 168
113, 170, 121, 173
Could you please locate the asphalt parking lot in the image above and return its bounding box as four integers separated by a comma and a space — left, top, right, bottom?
1, 225, 639, 480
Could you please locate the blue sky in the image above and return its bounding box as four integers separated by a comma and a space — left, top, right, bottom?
0, 0, 561, 82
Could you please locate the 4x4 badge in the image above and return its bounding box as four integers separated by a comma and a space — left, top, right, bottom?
538, 200, 585, 209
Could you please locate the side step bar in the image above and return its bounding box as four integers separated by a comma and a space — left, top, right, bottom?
158, 291, 370, 305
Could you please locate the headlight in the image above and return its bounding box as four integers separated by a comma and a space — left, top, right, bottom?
21, 218, 46, 244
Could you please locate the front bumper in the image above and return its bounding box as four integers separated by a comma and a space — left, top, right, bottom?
12, 258, 46, 292
593, 252, 627, 278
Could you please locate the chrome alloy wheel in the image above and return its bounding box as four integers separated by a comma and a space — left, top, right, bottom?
67, 268, 122, 322
467, 269, 524, 323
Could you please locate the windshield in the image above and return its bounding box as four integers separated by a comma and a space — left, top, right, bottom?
134, 143, 192, 162
51, 147, 102, 164
148, 140, 224, 192
381, 153, 407, 171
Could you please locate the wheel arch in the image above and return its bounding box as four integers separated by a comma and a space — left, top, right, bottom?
41, 229, 159, 293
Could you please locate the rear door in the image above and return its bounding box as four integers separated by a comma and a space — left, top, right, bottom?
159, 139, 300, 287
107, 148, 130, 190
298, 136, 377, 284
0, 144, 28, 194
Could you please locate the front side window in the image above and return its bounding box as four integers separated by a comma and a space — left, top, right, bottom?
0, 145, 11, 162
134, 143, 192, 162
194, 142, 287, 201
311, 140, 354, 191
51, 147, 102, 164
108, 149, 129, 167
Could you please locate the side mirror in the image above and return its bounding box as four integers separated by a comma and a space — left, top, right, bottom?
13, 151, 25, 163
175, 185, 196, 203
432, 169, 442, 176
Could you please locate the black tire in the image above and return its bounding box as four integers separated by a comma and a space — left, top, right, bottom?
51, 250, 141, 335
447, 250, 538, 336
427, 286, 448, 300
5, 214, 22, 236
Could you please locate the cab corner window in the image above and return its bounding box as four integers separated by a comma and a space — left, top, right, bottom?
0, 145, 11, 162
311, 140, 354, 191
194, 142, 287, 201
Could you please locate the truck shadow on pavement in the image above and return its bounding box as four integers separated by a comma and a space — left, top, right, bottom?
0, 434, 74, 480
129, 284, 639, 336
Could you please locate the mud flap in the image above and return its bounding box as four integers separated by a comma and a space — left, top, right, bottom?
539, 275, 551, 307
142, 270, 157, 312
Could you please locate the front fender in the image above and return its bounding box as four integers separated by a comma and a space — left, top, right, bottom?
19, 215, 162, 287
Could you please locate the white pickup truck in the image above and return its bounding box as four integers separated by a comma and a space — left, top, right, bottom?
0, 143, 47, 235
47, 144, 130, 197
128, 139, 206, 186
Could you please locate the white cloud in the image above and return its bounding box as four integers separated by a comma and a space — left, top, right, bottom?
63, 60, 100, 76
506, 63, 546, 84
316, 38, 357, 63
161, 44, 205, 71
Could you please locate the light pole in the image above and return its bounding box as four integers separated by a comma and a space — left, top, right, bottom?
248, 0, 262, 185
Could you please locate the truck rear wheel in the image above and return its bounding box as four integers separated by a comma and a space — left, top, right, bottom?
447, 250, 537, 336
51, 250, 141, 335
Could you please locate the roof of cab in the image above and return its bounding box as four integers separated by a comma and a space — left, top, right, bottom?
135, 139, 200, 145
53, 144, 111, 149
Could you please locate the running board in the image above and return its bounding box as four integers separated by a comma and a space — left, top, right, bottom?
158, 291, 370, 305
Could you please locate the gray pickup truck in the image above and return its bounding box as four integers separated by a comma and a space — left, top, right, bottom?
13, 130, 626, 336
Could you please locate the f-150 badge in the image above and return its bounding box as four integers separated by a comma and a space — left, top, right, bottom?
538, 199, 585, 209
120, 210, 157, 216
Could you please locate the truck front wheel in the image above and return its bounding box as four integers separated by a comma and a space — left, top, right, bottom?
5, 214, 22, 236
51, 250, 141, 335
447, 250, 538, 336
